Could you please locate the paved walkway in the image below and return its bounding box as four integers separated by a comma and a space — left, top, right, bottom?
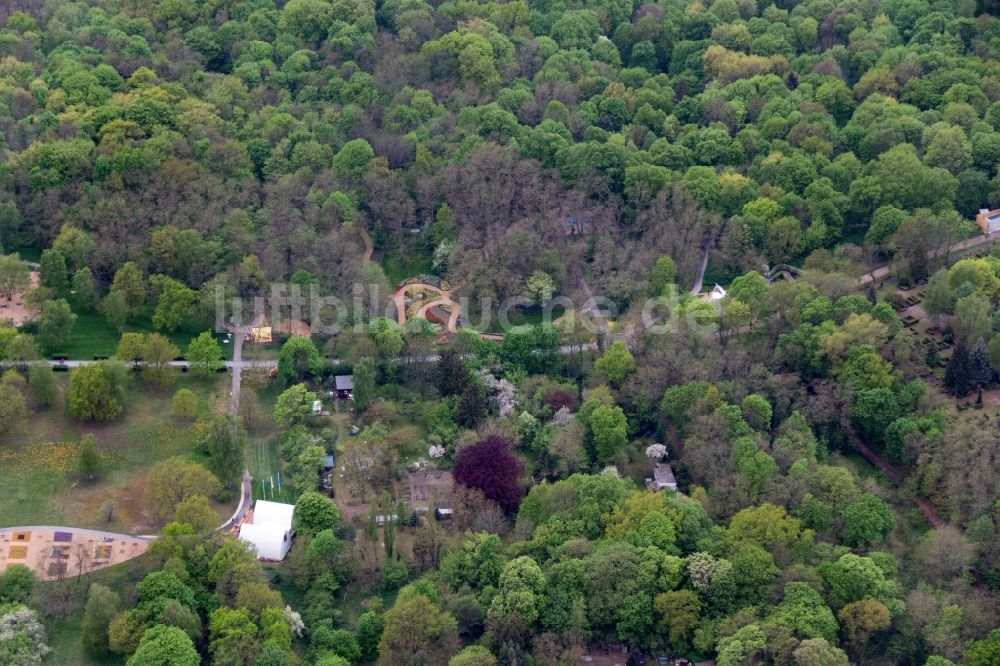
220, 328, 253, 532
859, 229, 1000, 286
15, 358, 277, 369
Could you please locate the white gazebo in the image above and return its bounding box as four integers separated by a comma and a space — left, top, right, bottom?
238, 500, 295, 561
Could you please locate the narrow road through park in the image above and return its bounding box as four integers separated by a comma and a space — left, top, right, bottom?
859, 228, 1000, 286
221, 327, 253, 532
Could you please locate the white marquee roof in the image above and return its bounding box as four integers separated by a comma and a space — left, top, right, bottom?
252, 500, 294, 529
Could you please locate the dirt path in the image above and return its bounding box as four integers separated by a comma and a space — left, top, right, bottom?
846, 427, 944, 528
580, 276, 603, 321
690, 245, 710, 295
358, 226, 373, 266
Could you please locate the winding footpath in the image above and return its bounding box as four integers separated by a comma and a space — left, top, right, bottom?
391, 282, 462, 333
845, 427, 944, 528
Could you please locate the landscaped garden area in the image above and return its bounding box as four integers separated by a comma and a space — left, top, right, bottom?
0, 374, 234, 532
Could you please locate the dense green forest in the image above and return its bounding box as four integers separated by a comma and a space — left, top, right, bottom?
3, 0, 1000, 302
6, 0, 1000, 665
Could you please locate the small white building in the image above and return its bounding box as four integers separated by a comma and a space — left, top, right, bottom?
707, 284, 726, 301
648, 463, 678, 492
238, 500, 295, 561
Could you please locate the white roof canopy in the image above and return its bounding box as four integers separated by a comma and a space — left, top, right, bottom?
252, 500, 294, 530
238, 500, 296, 561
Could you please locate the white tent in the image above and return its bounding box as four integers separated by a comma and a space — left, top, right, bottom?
238, 500, 295, 561
708, 284, 727, 301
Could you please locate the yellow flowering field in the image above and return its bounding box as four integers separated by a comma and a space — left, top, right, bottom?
0, 442, 79, 475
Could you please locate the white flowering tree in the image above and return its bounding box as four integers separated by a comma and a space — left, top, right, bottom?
685, 552, 730, 597
285, 606, 305, 637
478, 369, 518, 416
645, 443, 668, 461
428, 445, 446, 459
550, 406, 575, 427
0, 606, 50, 665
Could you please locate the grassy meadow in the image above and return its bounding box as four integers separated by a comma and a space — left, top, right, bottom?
0, 372, 234, 532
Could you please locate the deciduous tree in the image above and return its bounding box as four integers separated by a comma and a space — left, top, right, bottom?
377, 592, 459, 665
142, 333, 180, 387
102, 289, 129, 332
172, 388, 199, 418
37, 298, 76, 351
453, 435, 524, 513
148, 457, 222, 520
792, 638, 850, 666
28, 363, 57, 407
842, 494, 896, 546
126, 625, 199, 666
838, 598, 891, 665
111, 261, 147, 318
594, 341, 636, 386
38, 248, 67, 292
173, 495, 218, 532
588, 403, 628, 461
295, 491, 341, 535
353, 357, 376, 411
72, 267, 99, 312
82, 584, 119, 658
0, 253, 29, 302
77, 433, 103, 482
277, 337, 322, 384
274, 383, 317, 427
0, 383, 27, 435
68, 363, 123, 422
202, 413, 246, 488
186, 331, 223, 377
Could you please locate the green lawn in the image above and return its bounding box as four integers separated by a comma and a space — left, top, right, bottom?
381, 247, 434, 287
477, 304, 566, 333
249, 433, 296, 504
0, 374, 232, 531
508, 304, 565, 326
245, 386, 297, 504
59, 312, 232, 361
